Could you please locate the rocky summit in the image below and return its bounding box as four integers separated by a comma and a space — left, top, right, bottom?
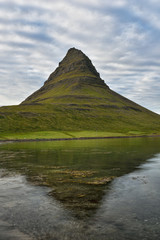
0, 47, 160, 136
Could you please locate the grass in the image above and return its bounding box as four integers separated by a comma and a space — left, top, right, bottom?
0, 130, 158, 141
0, 101, 160, 139
0, 131, 71, 140
0, 131, 125, 140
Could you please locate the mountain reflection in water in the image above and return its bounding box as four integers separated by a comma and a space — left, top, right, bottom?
0, 137, 160, 240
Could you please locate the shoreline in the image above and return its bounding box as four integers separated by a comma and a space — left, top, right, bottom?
0, 134, 160, 143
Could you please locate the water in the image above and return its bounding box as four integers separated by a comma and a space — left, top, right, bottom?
0, 137, 160, 239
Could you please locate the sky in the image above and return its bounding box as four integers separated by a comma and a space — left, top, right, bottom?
0, 0, 160, 114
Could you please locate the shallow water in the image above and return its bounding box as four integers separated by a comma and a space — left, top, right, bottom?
0, 137, 160, 239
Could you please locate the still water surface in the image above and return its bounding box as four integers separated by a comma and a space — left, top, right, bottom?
0, 137, 160, 239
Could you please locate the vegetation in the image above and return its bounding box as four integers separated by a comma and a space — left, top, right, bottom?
0, 131, 126, 140
0, 47, 160, 140
0, 101, 159, 140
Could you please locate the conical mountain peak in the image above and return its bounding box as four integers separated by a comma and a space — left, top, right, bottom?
58, 47, 100, 78
61, 47, 85, 61
45, 47, 101, 85
21, 48, 107, 105
45, 48, 100, 84
59, 47, 91, 65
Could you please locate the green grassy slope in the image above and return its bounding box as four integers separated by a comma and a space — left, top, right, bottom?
0, 99, 160, 138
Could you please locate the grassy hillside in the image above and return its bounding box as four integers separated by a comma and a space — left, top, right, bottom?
0, 100, 160, 139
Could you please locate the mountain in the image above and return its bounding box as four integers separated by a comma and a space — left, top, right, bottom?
0, 47, 160, 138
21, 47, 106, 105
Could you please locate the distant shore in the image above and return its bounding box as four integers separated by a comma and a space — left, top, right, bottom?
0, 134, 160, 143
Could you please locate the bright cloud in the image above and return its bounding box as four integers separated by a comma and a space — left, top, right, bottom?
0, 0, 160, 113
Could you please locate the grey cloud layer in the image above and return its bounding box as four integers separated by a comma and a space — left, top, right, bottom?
0, 0, 160, 113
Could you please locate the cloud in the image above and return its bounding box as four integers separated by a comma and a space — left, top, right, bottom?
0, 0, 159, 113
